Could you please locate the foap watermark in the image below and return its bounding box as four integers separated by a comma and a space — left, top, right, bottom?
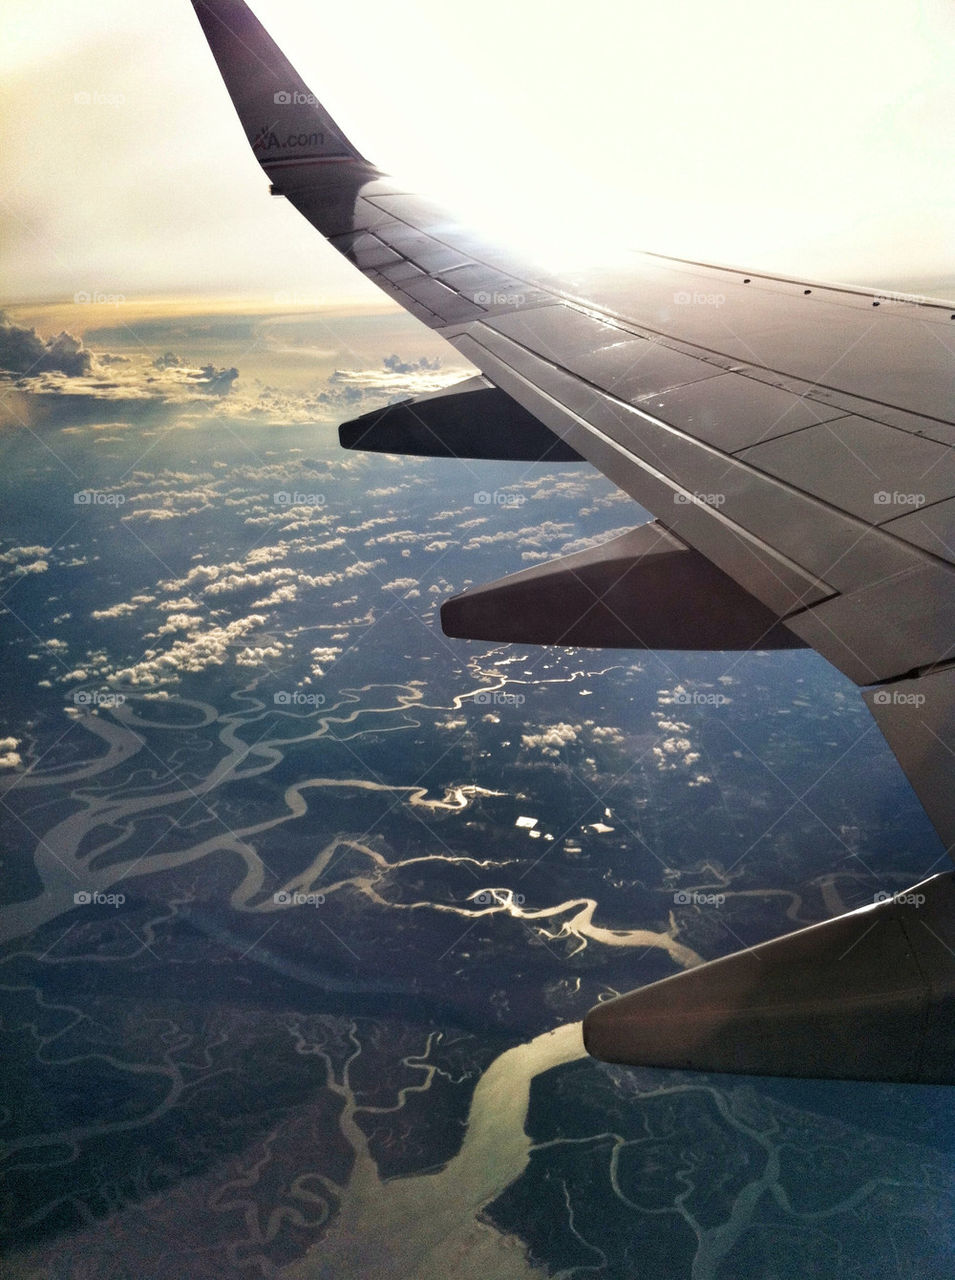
274, 690, 327, 707
874, 490, 924, 508
274, 490, 327, 508
274, 90, 318, 106
673, 491, 725, 508
74, 890, 126, 907
474, 490, 525, 508
73, 90, 126, 107
674, 290, 725, 308
674, 890, 725, 907
73, 290, 126, 307
472, 690, 525, 707
74, 490, 125, 506
473, 290, 526, 308
871, 291, 926, 308
73, 690, 126, 708
274, 890, 326, 906
873, 890, 926, 907
672, 690, 729, 707
871, 689, 925, 708
472, 889, 526, 906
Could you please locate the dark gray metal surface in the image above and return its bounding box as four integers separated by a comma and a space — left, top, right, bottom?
338, 375, 583, 461
441, 523, 806, 650
639, 372, 848, 453
583, 871, 955, 1083
488, 307, 727, 401
739, 416, 955, 523
786, 568, 955, 684
882, 496, 955, 562
538, 260, 955, 423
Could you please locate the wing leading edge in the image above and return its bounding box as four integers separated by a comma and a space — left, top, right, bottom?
188, 0, 955, 1083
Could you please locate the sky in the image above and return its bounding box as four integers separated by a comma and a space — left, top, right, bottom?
1, 0, 954, 325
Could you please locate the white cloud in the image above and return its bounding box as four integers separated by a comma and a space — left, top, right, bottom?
0, 545, 50, 563
252, 584, 299, 607
521, 722, 581, 757
557, 526, 636, 555
310, 645, 342, 677
91, 601, 140, 619
463, 522, 575, 552
591, 725, 626, 746
111, 614, 271, 687
235, 643, 286, 667
655, 717, 691, 733
155, 613, 198, 636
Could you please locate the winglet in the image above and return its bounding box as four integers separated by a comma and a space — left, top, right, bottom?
189, 0, 375, 177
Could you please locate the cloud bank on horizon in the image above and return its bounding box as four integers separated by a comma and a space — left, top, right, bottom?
0, 312, 469, 429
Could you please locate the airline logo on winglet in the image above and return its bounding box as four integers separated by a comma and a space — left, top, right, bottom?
252, 122, 326, 153
252, 92, 355, 165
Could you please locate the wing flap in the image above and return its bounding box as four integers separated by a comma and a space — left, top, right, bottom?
621, 369, 850, 453
738, 416, 955, 523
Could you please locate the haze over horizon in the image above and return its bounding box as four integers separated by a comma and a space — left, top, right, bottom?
2, 0, 953, 317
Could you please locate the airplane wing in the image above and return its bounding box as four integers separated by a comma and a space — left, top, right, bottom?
189, 0, 955, 1083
